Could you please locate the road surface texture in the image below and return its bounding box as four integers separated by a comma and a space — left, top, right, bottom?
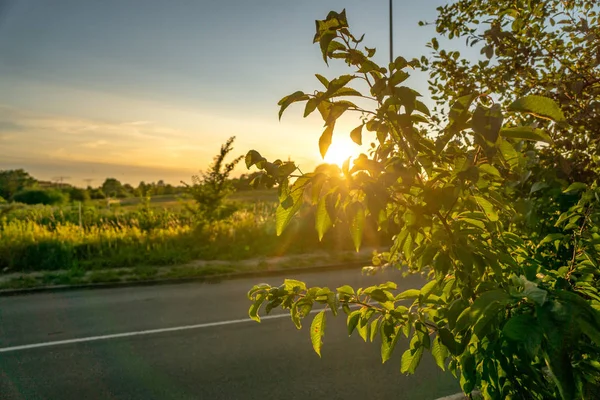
0, 268, 460, 399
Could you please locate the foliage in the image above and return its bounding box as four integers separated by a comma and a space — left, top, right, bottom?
0, 195, 379, 273
246, 10, 600, 399
101, 178, 127, 199
0, 169, 36, 200
423, 0, 600, 184
184, 136, 244, 220
69, 187, 91, 203
13, 188, 68, 206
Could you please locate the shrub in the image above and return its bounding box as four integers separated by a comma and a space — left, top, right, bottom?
13, 189, 67, 206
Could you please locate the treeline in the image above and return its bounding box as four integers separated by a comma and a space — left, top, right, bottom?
0, 168, 267, 206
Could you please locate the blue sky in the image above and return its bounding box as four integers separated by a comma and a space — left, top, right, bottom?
0, 0, 446, 186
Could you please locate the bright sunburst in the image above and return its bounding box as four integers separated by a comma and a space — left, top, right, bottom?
323, 139, 359, 167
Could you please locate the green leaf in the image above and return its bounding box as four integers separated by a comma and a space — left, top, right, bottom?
503, 314, 542, 356
396, 289, 420, 300
249, 293, 266, 322
319, 123, 335, 158
304, 98, 320, 117
311, 310, 327, 357
245, 150, 266, 169
276, 177, 309, 235
500, 127, 552, 143
347, 309, 361, 336
284, 279, 306, 292
563, 182, 587, 194
380, 321, 401, 363
431, 336, 448, 370
278, 91, 309, 120
347, 202, 365, 251
315, 196, 333, 241
326, 75, 355, 96
337, 285, 355, 297
455, 290, 511, 332
401, 335, 424, 374
473, 196, 499, 221
472, 103, 503, 143
315, 74, 329, 88
350, 124, 363, 145
530, 181, 549, 193
498, 139, 520, 169
438, 328, 458, 355
508, 95, 566, 122
544, 346, 576, 400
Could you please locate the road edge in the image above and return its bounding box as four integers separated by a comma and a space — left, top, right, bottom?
0, 261, 367, 297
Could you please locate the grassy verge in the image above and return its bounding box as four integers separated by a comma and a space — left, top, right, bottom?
0, 249, 373, 291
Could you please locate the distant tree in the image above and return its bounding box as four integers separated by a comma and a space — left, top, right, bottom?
183, 136, 243, 220
69, 187, 90, 203
122, 183, 134, 194
89, 188, 106, 200
135, 181, 148, 197
0, 169, 36, 200
101, 178, 123, 198
13, 188, 67, 205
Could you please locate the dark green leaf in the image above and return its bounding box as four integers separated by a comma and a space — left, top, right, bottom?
500, 127, 552, 143
278, 91, 309, 120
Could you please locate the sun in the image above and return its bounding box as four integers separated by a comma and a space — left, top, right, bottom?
323, 139, 360, 167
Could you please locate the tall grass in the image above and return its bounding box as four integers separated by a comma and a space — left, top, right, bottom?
0, 200, 385, 273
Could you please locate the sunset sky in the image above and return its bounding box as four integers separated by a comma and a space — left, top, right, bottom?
0, 0, 445, 186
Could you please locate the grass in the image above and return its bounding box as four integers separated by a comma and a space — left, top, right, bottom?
0, 189, 388, 290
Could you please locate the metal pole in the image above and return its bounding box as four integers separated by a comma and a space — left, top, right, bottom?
389, 0, 393, 64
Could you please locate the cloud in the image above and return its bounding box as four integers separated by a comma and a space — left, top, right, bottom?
0, 105, 215, 173
80, 140, 108, 148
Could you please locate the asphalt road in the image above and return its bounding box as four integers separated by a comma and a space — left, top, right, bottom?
0, 268, 460, 400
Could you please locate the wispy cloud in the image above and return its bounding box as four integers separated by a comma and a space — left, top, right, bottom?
0, 105, 212, 167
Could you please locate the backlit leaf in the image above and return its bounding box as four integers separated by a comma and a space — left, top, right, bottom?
508, 95, 566, 122
311, 311, 326, 357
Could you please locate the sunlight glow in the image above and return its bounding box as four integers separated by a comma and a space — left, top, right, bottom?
323, 140, 359, 167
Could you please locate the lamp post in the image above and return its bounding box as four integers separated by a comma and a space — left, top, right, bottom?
389, 0, 393, 64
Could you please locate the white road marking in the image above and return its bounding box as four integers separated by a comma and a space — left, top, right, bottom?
0, 306, 355, 353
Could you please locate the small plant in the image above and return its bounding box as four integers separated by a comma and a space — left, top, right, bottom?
183, 136, 243, 221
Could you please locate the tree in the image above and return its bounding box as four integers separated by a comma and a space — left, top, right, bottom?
89, 188, 106, 200
101, 178, 123, 198
0, 169, 36, 200
69, 187, 90, 203
183, 136, 243, 220
245, 10, 600, 399
13, 188, 67, 205
423, 0, 600, 184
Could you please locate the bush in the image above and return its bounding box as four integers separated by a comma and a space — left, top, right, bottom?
13, 189, 67, 206
69, 187, 91, 203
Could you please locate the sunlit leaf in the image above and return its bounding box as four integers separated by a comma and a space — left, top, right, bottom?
508, 95, 566, 122
311, 311, 327, 357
